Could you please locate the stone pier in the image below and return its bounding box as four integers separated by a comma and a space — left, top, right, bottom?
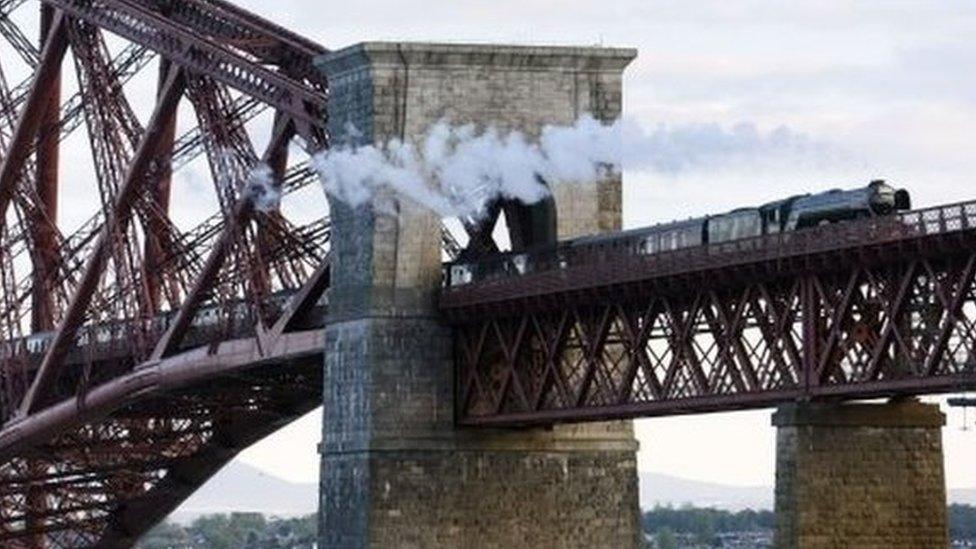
773, 400, 948, 548
315, 43, 641, 548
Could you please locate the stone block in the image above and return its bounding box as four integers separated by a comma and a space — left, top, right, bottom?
773, 400, 948, 548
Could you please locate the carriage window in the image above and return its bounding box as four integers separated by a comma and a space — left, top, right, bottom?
710, 218, 732, 243
766, 210, 781, 234
735, 213, 761, 240
709, 212, 760, 243
451, 265, 473, 286
642, 234, 658, 255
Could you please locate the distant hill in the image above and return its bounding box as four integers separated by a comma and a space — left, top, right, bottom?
639, 472, 772, 511
640, 472, 976, 511
168, 461, 976, 523
170, 462, 317, 524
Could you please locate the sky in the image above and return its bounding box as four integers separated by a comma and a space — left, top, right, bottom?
218, 0, 976, 493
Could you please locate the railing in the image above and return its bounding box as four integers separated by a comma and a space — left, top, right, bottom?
442, 200, 976, 294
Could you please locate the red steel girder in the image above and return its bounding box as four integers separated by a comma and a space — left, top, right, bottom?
20, 67, 187, 416
0, 0, 334, 545
0, 3, 38, 67
30, 4, 62, 333
150, 113, 295, 361
143, 57, 179, 314
38, 0, 328, 129
0, 349, 322, 545
447, 201, 976, 426
0, 9, 67, 224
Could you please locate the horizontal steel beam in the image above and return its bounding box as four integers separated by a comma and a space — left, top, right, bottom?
459, 376, 976, 427
39, 0, 327, 129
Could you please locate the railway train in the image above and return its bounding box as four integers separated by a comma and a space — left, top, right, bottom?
5, 290, 307, 359
447, 180, 912, 286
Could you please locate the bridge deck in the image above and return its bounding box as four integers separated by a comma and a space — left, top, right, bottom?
0, 335, 322, 545
440, 200, 976, 426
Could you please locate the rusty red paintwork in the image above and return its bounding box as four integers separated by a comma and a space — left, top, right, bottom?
443, 202, 976, 426
0, 0, 331, 545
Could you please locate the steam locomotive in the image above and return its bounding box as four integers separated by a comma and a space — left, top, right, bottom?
447, 180, 912, 286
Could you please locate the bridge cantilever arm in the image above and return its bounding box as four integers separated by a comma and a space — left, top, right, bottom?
150, 199, 252, 361
151, 114, 296, 361
39, 0, 327, 128
270, 258, 331, 338
0, 9, 66, 224
19, 67, 187, 417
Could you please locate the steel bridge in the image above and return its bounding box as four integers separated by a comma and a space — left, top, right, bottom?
442, 201, 976, 425
0, 0, 974, 547
0, 0, 335, 545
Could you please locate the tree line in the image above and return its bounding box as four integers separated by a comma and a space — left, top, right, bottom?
138, 504, 976, 547
139, 513, 316, 549
643, 504, 976, 541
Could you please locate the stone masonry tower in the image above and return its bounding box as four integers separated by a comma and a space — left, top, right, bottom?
773, 400, 948, 548
315, 44, 640, 548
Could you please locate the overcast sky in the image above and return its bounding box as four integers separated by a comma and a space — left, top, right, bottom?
216, 0, 976, 493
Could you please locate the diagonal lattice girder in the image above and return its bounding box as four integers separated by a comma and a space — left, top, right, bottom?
445, 201, 976, 426
0, 1, 336, 545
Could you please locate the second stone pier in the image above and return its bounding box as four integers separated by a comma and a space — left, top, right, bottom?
773, 400, 948, 548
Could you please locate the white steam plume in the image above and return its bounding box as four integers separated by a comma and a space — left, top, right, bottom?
244, 163, 282, 213
313, 116, 833, 218
210, 149, 283, 214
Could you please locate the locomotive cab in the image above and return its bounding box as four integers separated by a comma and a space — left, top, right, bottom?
868, 179, 897, 214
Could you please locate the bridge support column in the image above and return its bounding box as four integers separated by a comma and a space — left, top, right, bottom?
317, 42, 641, 548
773, 400, 947, 548
319, 199, 639, 548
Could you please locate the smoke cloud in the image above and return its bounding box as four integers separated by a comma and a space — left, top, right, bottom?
619, 119, 833, 173
313, 116, 832, 219
244, 163, 282, 213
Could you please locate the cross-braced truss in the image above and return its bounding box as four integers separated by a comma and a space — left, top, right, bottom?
444, 202, 976, 426
0, 1, 336, 545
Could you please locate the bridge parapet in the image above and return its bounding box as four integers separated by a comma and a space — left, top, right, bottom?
442, 199, 976, 310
